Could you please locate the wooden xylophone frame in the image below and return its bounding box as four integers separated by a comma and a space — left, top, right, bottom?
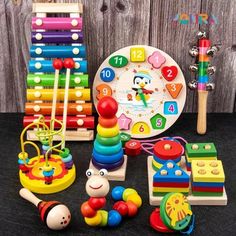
25, 3, 94, 141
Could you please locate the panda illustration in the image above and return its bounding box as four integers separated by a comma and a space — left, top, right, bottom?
132, 70, 154, 101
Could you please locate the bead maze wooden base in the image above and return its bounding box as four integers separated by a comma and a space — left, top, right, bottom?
27, 130, 94, 141
19, 155, 76, 194
147, 156, 227, 206
89, 155, 127, 181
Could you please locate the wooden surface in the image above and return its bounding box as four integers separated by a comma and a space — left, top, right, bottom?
0, 0, 235, 112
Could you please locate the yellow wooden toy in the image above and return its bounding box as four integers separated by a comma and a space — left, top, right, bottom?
18, 116, 76, 194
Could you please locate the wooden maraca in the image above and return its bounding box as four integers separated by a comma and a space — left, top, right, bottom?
19, 188, 71, 230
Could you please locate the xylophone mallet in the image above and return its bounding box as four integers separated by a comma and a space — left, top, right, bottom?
61, 58, 75, 149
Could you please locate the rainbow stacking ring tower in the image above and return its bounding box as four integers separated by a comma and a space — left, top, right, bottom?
89, 96, 127, 181
24, 2, 94, 141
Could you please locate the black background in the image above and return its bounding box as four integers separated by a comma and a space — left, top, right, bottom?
0, 113, 235, 236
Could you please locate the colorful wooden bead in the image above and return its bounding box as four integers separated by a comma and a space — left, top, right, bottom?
81, 201, 97, 218
107, 210, 122, 227
126, 200, 138, 217
88, 197, 106, 211
84, 212, 102, 226
126, 193, 142, 208
98, 210, 108, 227
122, 188, 138, 201
111, 186, 125, 201
125, 140, 141, 156
113, 201, 128, 216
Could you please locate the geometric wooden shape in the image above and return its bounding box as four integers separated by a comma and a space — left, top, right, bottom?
166, 83, 183, 99
147, 156, 228, 206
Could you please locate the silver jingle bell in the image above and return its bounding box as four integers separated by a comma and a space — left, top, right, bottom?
207, 65, 216, 75
206, 83, 215, 91
189, 64, 198, 72
189, 46, 199, 57
188, 80, 198, 90
197, 31, 207, 39
206, 45, 219, 56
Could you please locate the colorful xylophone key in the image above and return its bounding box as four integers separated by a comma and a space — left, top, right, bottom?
23, 116, 94, 129
32, 31, 83, 44
27, 73, 88, 87
30, 46, 86, 58
32, 17, 82, 30
29, 60, 87, 73
27, 88, 90, 101
25, 103, 92, 115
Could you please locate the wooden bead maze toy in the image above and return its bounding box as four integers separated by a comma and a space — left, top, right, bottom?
89, 96, 127, 181
18, 115, 76, 194
147, 140, 227, 205
24, 2, 94, 141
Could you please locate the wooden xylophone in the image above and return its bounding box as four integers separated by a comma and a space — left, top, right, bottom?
24, 3, 94, 141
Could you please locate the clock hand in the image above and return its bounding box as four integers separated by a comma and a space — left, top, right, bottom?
138, 88, 147, 107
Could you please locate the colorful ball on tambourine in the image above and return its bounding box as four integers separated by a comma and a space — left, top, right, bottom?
97, 96, 118, 118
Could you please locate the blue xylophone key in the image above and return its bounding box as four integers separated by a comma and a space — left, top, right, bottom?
30, 46, 86, 58
28, 60, 87, 73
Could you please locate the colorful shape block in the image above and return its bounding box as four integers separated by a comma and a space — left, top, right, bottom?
191, 160, 225, 183
164, 101, 178, 115
166, 83, 183, 99
185, 143, 217, 158
153, 160, 189, 183
150, 113, 166, 130
109, 55, 128, 68
118, 113, 132, 130
130, 47, 146, 62
100, 67, 115, 82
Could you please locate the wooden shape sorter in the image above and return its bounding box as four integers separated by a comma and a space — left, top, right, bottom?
24, 3, 94, 141
93, 45, 186, 138
147, 156, 227, 206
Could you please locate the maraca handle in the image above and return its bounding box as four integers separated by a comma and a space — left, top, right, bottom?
197, 90, 208, 135
19, 188, 42, 207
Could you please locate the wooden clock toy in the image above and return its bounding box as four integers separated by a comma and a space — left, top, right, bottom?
93, 45, 186, 138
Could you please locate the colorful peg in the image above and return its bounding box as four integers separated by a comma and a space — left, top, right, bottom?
19, 188, 71, 230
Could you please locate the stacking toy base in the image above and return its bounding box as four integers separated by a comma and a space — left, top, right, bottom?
27, 130, 94, 141
89, 155, 127, 181
147, 156, 227, 206
19, 155, 76, 194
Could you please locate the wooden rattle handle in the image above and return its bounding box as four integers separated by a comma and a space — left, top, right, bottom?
197, 90, 208, 135
19, 188, 42, 207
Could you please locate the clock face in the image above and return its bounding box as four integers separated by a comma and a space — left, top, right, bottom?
93, 45, 186, 138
